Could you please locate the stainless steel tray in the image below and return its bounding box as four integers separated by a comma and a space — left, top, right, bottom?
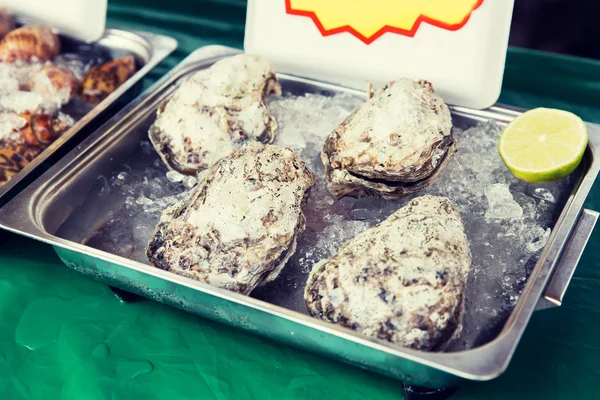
0, 45, 598, 389
0, 22, 177, 203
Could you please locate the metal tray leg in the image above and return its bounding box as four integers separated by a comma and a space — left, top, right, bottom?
109, 286, 143, 303
402, 384, 459, 399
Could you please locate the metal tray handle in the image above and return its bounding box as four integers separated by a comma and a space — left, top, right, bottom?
536, 208, 599, 310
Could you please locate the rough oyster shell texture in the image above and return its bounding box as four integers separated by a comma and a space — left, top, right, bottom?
148, 54, 282, 175
147, 141, 315, 295
0, 25, 60, 63
304, 195, 471, 351
322, 79, 455, 200
78, 56, 137, 105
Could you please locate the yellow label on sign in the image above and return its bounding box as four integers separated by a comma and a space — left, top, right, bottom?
286, 0, 483, 44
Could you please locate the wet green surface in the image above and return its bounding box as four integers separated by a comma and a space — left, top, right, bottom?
1, 0, 600, 398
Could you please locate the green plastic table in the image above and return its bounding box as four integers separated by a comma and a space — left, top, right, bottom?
2, 1, 600, 398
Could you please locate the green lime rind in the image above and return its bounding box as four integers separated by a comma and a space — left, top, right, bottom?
498, 108, 588, 184
498, 136, 587, 183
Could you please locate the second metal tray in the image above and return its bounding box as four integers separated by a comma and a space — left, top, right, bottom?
0, 23, 177, 204
0, 45, 598, 389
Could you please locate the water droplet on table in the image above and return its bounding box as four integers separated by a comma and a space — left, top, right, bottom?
91, 343, 110, 358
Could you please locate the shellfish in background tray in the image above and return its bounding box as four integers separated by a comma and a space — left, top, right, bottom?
0, 14, 135, 188
0, 8, 177, 201
78, 56, 137, 105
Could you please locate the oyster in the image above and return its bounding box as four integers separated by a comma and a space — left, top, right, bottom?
148, 54, 282, 175
0, 111, 71, 160
147, 141, 315, 295
304, 195, 471, 351
0, 111, 71, 186
15, 111, 71, 147
25, 65, 77, 111
322, 79, 455, 200
0, 9, 15, 39
1, 63, 77, 113
78, 56, 136, 105
0, 25, 60, 63
0, 147, 29, 186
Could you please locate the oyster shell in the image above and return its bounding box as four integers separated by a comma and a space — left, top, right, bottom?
147, 141, 315, 295
148, 54, 282, 175
0, 111, 71, 186
304, 195, 471, 351
25, 65, 77, 111
0, 147, 29, 186
16, 111, 71, 146
0, 9, 15, 39
0, 25, 60, 63
78, 56, 136, 105
0, 111, 71, 155
322, 79, 455, 200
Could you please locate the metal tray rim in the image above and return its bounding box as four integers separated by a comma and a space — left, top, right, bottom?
1, 45, 599, 381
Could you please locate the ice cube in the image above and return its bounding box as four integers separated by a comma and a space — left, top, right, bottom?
533, 187, 556, 203
166, 170, 184, 183
183, 176, 197, 188
524, 227, 551, 254
135, 194, 153, 206
57, 112, 75, 127
484, 183, 523, 220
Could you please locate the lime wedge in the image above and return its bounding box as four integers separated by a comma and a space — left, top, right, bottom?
498, 108, 588, 183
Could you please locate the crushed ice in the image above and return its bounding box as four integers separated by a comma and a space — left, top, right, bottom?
298, 215, 370, 274
166, 170, 185, 183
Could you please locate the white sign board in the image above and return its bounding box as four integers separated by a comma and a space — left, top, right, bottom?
0, 0, 107, 42
245, 0, 515, 109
